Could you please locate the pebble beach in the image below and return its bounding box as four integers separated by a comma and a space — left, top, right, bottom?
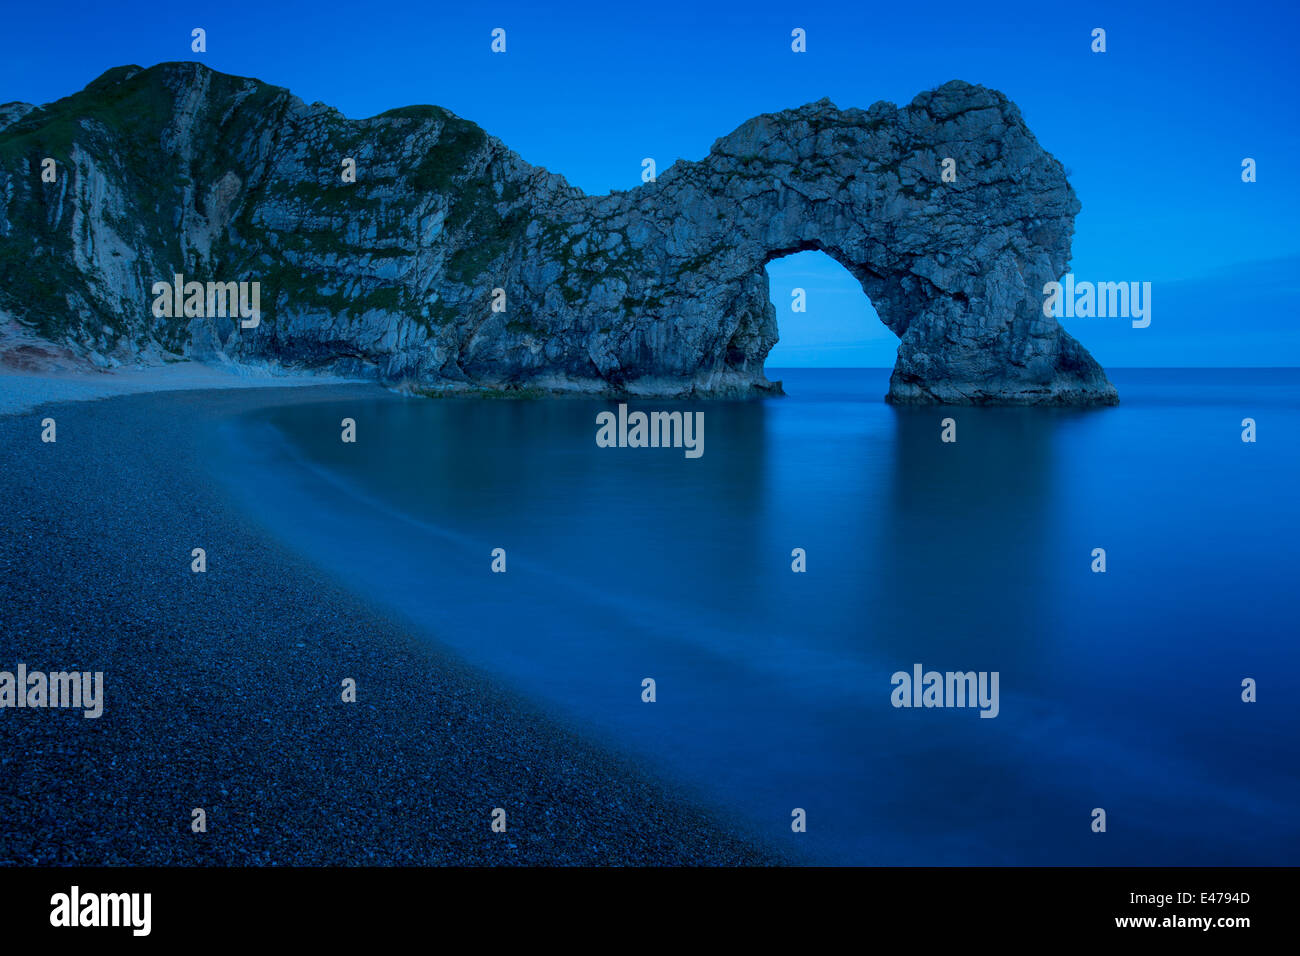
0, 373, 779, 865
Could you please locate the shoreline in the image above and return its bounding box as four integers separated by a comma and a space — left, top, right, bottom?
0, 383, 784, 865
0, 360, 367, 418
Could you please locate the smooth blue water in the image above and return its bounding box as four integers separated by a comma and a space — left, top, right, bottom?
214, 368, 1300, 864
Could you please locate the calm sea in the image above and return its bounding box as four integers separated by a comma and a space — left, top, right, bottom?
214, 368, 1300, 864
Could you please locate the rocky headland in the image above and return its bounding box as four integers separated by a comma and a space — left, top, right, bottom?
0, 63, 1117, 405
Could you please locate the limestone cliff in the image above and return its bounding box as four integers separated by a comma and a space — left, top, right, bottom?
0, 62, 1117, 404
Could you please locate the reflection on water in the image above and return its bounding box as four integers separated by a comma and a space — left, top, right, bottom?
214, 368, 1300, 864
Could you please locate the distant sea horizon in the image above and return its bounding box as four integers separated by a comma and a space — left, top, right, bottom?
760, 365, 1300, 370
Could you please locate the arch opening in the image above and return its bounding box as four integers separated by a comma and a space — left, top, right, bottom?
763, 249, 900, 372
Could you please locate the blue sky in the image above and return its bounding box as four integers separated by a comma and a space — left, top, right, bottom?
1, 0, 1295, 365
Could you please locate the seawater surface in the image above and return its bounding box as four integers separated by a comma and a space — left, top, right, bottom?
213, 368, 1300, 865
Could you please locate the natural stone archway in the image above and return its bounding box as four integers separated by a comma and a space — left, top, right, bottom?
0, 63, 1117, 405
537, 82, 1117, 405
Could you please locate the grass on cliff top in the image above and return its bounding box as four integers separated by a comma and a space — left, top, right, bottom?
411, 115, 488, 193
374, 104, 456, 121
0, 63, 527, 338
0, 66, 176, 161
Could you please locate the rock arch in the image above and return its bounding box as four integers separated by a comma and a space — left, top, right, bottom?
534, 82, 1118, 405
0, 65, 1117, 405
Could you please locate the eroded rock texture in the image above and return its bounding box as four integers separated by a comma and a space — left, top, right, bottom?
0, 62, 1117, 404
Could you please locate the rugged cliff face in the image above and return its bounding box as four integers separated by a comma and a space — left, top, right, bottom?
0, 62, 1117, 404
